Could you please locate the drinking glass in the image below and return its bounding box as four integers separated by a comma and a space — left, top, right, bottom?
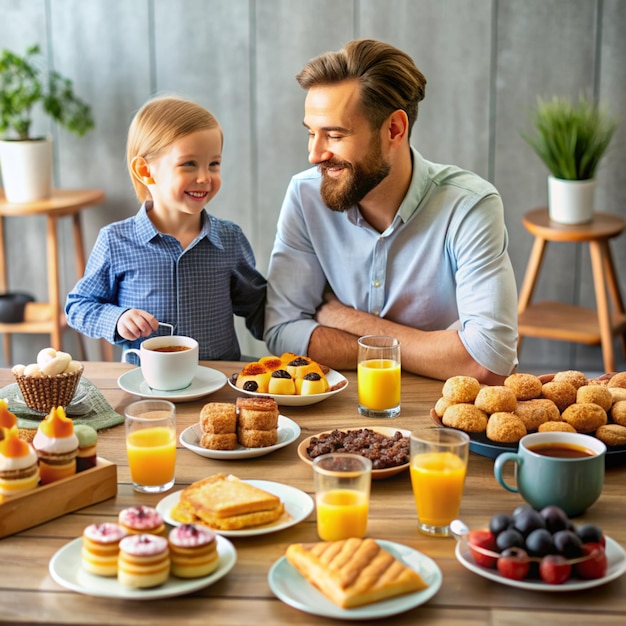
410, 427, 469, 536
313, 453, 372, 541
125, 399, 176, 493
357, 335, 401, 418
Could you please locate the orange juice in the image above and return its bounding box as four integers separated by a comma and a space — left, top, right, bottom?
126, 426, 176, 486
316, 489, 369, 541
358, 358, 400, 410
410, 451, 466, 527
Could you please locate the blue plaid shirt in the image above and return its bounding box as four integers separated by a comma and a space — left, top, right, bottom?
66, 202, 266, 360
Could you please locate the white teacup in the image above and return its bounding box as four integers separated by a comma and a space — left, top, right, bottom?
123, 335, 199, 391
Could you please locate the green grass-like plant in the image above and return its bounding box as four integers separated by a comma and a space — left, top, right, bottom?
521, 95, 618, 181
0, 44, 94, 140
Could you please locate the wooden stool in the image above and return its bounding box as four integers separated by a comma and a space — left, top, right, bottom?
0, 188, 106, 364
517, 207, 626, 373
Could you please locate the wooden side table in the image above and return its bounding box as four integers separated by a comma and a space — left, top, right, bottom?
517, 207, 626, 373
0, 188, 105, 364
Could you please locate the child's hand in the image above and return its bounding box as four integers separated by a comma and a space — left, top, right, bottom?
117, 309, 159, 341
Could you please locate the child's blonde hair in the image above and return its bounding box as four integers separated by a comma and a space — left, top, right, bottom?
126, 96, 222, 202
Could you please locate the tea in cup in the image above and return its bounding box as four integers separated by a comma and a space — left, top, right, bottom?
493, 431, 606, 516
123, 335, 199, 391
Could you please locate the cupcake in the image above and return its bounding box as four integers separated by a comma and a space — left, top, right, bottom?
118, 533, 170, 588
118, 505, 166, 536
32, 406, 78, 485
0, 426, 40, 497
169, 523, 219, 578
74, 424, 98, 472
81, 522, 128, 577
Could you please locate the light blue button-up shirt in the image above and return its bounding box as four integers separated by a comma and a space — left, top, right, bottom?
66, 202, 266, 361
264, 148, 518, 376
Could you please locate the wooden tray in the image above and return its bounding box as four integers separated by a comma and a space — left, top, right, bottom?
0, 457, 117, 538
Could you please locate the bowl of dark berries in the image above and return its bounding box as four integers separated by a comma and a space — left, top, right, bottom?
453, 504, 626, 591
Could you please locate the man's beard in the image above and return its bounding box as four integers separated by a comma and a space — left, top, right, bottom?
319, 138, 391, 212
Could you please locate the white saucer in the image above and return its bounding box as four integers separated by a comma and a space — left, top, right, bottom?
268, 539, 442, 619
117, 365, 227, 402
180, 415, 300, 459
157, 479, 314, 537
49, 534, 236, 599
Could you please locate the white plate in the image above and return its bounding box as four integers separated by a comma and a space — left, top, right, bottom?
49, 534, 236, 600
268, 539, 442, 620
456, 535, 626, 591
117, 365, 227, 402
179, 415, 300, 459
228, 368, 348, 406
157, 479, 314, 537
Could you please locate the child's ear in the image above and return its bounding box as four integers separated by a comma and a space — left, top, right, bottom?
131, 156, 155, 185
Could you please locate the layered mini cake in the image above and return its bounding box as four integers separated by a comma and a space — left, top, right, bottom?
32, 407, 78, 484
118, 505, 166, 536
169, 523, 219, 578
82, 522, 128, 576
118, 534, 170, 588
0, 426, 39, 496
74, 424, 98, 472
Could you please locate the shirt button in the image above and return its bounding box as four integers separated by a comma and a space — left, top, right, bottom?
373, 281, 381, 287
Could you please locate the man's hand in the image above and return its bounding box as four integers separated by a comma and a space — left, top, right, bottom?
117, 309, 159, 341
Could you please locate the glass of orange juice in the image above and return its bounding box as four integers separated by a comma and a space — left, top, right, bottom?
357, 335, 401, 418
313, 453, 372, 541
125, 400, 176, 493
410, 427, 469, 536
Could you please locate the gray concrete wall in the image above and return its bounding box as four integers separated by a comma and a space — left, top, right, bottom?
1, 0, 625, 374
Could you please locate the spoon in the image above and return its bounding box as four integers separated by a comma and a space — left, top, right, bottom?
450, 519, 470, 542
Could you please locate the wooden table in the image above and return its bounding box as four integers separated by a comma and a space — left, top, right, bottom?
0, 188, 105, 364
517, 207, 626, 372
1, 361, 624, 625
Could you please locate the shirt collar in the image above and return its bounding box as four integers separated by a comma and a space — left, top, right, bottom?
347, 146, 430, 228
134, 202, 222, 249
396, 147, 431, 223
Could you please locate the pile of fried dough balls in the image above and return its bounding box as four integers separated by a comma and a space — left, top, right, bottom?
435, 370, 626, 447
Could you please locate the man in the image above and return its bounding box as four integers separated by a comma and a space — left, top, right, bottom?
264, 39, 517, 383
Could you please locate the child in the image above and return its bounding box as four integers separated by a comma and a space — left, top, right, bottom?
66, 96, 266, 361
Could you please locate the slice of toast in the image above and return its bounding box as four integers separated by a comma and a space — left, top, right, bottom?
171, 474, 283, 529
286, 538, 428, 609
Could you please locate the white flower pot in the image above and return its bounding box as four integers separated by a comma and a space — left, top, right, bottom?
0, 137, 53, 203
547, 176, 596, 225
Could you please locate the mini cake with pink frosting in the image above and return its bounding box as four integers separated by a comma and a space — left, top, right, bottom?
82, 522, 128, 577
118, 505, 166, 536
0, 426, 40, 497
168, 523, 219, 578
32, 406, 78, 484
118, 533, 170, 588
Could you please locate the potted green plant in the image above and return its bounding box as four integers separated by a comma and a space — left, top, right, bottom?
521, 95, 618, 224
0, 44, 94, 203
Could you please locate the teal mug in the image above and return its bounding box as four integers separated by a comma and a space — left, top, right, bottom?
494, 431, 606, 517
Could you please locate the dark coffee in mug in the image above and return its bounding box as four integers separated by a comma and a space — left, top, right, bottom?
151, 346, 191, 353
528, 442, 596, 459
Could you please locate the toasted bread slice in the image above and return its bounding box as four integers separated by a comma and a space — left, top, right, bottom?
172, 499, 285, 530
171, 473, 282, 529
286, 538, 427, 608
